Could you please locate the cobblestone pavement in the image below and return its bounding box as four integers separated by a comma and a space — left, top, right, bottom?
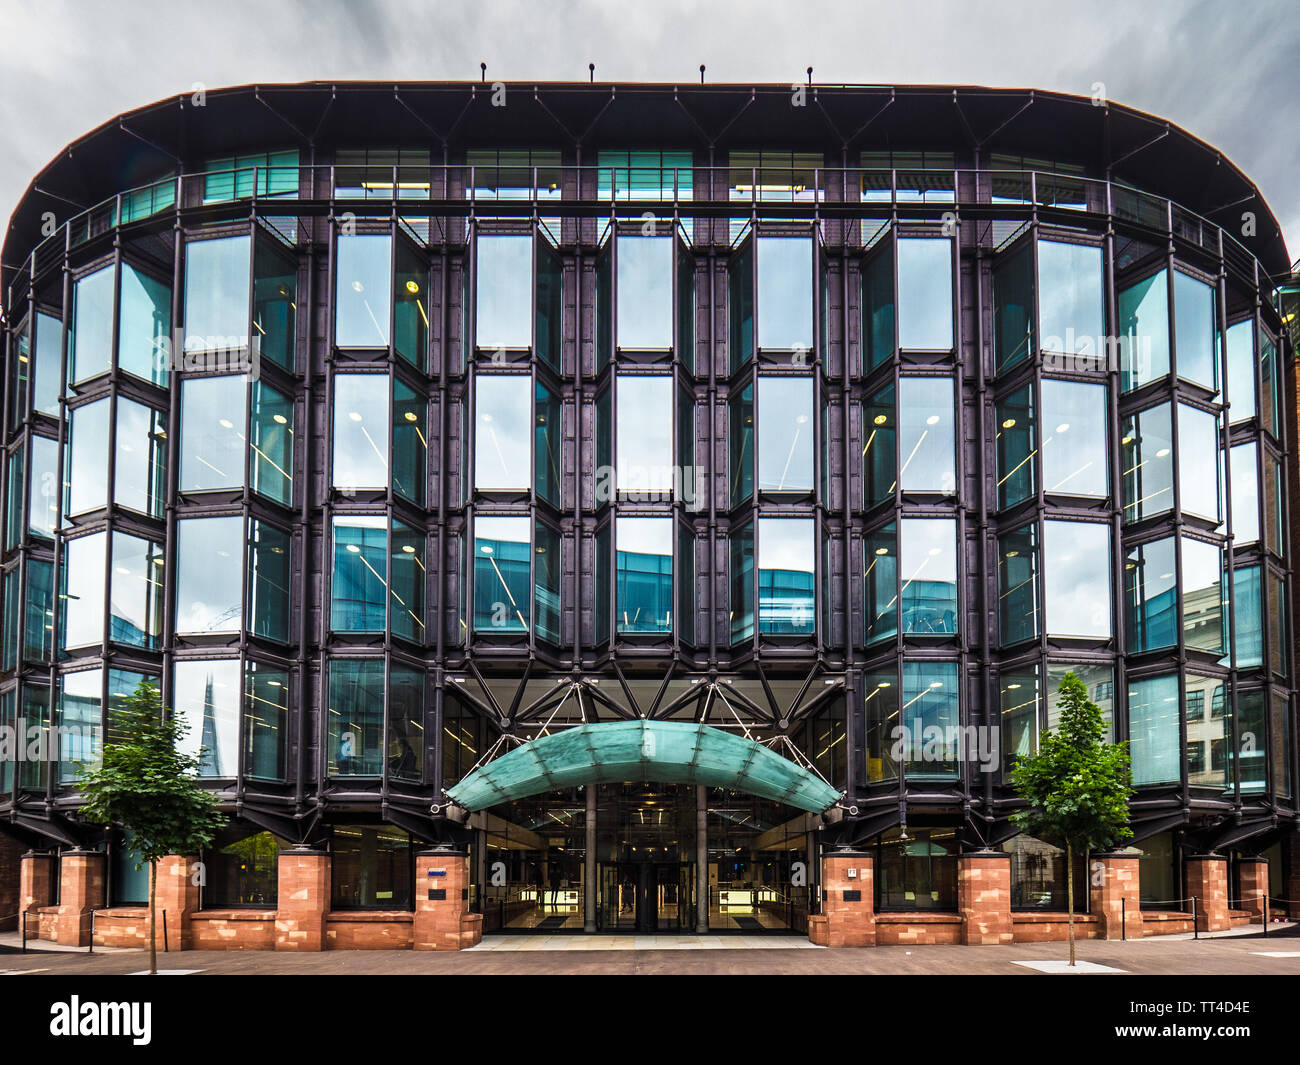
2, 927, 1298, 975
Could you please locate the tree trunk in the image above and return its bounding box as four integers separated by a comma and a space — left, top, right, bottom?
1066, 840, 1075, 967
149, 859, 157, 976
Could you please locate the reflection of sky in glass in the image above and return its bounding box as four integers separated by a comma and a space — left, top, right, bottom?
181, 374, 246, 492
332, 374, 390, 490
475, 374, 531, 489
756, 236, 812, 350
897, 239, 953, 350
335, 235, 392, 348
1043, 520, 1111, 637
1230, 442, 1259, 543
617, 236, 673, 349
476, 236, 532, 349
176, 517, 242, 634
1178, 404, 1221, 522
1037, 240, 1102, 353
616, 375, 673, 493
1173, 270, 1217, 392
174, 659, 240, 777
758, 517, 814, 574
1119, 270, 1170, 390
617, 516, 672, 557
62, 532, 106, 648
758, 376, 813, 492
898, 377, 955, 493
1041, 379, 1107, 497
1224, 320, 1255, 420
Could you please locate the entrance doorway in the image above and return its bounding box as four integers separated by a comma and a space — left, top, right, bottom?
598, 861, 695, 932
479, 782, 812, 934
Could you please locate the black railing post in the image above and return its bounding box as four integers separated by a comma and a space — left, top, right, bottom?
88, 909, 95, 954
163, 909, 169, 952
1192, 896, 1199, 939
21, 910, 27, 953
1121, 896, 1126, 941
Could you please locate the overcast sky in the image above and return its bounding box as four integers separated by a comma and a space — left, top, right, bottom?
2, 0, 1297, 259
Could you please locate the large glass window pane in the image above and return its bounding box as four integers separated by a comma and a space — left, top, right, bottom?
249, 521, 290, 643
180, 375, 246, 492
253, 239, 297, 370
617, 235, 673, 349
1125, 537, 1177, 652
1260, 333, 1280, 438
1234, 689, 1266, 794
862, 244, 894, 370
476, 236, 532, 350
1041, 379, 1108, 497
32, 311, 62, 416
1119, 269, 1170, 391
109, 532, 163, 648
176, 516, 242, 634
474, 374, 530, 490
877, 826, 959, 910
332, 374, 390, 491
2, 571, 17, 671
1128, 674, 1181, 786
29, 435, 58, 539
865, 524, 898, 644
864, 384, 896, 507
118, 263, 170, 385
335, 234, 392, 348
617, 517, 672, 633
394, 240, 427, 368
1001, 667, 1041, 776
1121, 403, 1173, 522
250, 381, 293, 505
114, 397, 166, 517
1173, 270, 1217, 392
245, 662, 289, 781
472, 516, 530, 632
183, 236, 251, 353
61, 532, 107, 649
205, 831, 285, 907
1230, 443, 1260, 544
1184, 674, 1228, 789
864, 670, 899, 782
1007, 832, 1086, 911
1262, 451, 1283, 557
534, 380, 560, 507
897, 238, 953, 350
6, 450, 23, 551
327, 661, 386, 777
757, 376, 813, 493
996, 385, 1034, 508
390, 521, 425, 644
1037, 240, 1103, 356
534, 522, 560, 644
993, 245, 1033, 372
1270, 693, 1290, 796
898, 377, 955, 494
728, 382, 754, 507
1267, 572, 1286, 677
1224, 320, 1255, 422
728, 241, 754, 372
19, 685, 49, 789
175, 659, 240, 778
1046, 664, 1114, 738
59, 669, 102, 783
1178, 404, 1221, 523
67, 398, 111, 515
1233, 565, 1263, 668
331, 516, 387, 632
901, 661, 959, 780
70, 265, 115, 383
392, 378, 426, 506
536, 241, 562, 370
998, 524, 1038, 645
729, 521, 754, 643
24, 558, 54, 664
1044, 521, 1112, 638
388, 667, 424, 783
756, 236, 812, 351
758, 517, 814, 634
900, 517, 957, 635
331, 824, 411, 908
1181, 538, 1224, 654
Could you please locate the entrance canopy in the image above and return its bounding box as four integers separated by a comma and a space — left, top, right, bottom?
445, 720, 840, 814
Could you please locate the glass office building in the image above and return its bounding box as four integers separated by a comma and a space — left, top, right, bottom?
0, 81, 1295, 940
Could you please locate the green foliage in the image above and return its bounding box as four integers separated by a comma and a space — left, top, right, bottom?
1009, 672, 1134, 854
76, 680, 225, 866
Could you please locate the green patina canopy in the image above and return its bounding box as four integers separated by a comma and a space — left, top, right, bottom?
445, 720, 840, 814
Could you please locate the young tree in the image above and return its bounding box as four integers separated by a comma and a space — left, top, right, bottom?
1009, 671, 1133, 965
76, 681, 225, 974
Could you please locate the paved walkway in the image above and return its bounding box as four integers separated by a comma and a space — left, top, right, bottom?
1, 926, 1297, 975
468, 933, 820, 950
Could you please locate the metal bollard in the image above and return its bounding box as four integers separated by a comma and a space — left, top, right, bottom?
162, 909, 169, 952
1121, 897, 1126, 941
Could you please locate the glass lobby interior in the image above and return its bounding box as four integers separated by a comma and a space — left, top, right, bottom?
474, 783, 813, 934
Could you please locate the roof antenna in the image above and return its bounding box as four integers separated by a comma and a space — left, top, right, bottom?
480, 62, 487, 83
700, 64, 706, 84
589, 62, 595, 83
807, 66, 813, 86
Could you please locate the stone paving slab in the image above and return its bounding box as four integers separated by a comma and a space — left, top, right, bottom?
0, 928, 1297, 975
466, 934, 821, 951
